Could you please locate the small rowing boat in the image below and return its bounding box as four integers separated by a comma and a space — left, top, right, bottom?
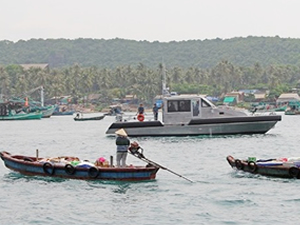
0, 151, 159, 181
226, 155, 300, 179
73, 113, 105, 121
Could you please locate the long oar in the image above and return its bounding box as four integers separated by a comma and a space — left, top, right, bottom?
129, 148, 193, 183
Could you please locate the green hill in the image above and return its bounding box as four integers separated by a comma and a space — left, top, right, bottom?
1, 36, 300, 68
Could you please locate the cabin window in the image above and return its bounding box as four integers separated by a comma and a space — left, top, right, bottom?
192, 100, 200, 116
167, 100, 191, 112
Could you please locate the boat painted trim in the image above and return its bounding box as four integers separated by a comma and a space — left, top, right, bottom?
188, 115, 281, 125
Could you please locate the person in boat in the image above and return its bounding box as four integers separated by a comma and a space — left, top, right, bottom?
152, 103, 159, 120
75, 112, 81, 118
137, 103, 144, 115
129, 141, 145, 159
115, 128, 130, 167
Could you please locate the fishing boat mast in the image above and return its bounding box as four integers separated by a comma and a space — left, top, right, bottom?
41, 86, 44, 107
23, 86, 44, 106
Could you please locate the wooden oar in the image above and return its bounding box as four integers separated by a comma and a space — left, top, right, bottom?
129, 147, 193, 183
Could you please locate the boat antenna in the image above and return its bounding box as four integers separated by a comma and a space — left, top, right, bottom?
160, 62, 169, 96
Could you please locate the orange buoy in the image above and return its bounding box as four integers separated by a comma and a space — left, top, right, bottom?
137, 114, 144, 122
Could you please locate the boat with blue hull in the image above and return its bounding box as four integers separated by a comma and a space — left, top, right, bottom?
106, 95, 281, 137
0, 151, 159, 181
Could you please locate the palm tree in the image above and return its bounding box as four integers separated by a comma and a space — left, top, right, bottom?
48, 70, 65, 103
0, 66, 10, 98
15, 74, 28, 96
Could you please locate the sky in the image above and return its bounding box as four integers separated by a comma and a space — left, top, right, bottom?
1, 0, 300, 42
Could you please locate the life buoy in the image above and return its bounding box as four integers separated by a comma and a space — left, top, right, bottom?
88, 167, 99, 178
289, 167, 300, 178
65, 164, 75, 175
248, 161, 257, 173
235, 159, 243, 170
137, 114, 144, 122
43, 162, 54, 175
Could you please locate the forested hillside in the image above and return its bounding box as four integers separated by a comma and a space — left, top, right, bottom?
1, 36, 300, 68
1, 36, 300, 108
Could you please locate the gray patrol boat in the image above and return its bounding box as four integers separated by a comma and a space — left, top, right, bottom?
105, 94, 281, 137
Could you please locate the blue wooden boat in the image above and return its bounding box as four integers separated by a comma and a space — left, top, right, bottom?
52, 110, 75, 116
52, 105, 75, 116
0, 151, 159, 181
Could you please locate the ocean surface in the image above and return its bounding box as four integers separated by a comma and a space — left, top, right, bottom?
0, 112, 299, 225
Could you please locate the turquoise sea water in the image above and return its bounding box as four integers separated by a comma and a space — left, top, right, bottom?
0, 113, 299, 225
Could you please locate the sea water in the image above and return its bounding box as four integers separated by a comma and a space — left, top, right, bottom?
0, 113, 299, 225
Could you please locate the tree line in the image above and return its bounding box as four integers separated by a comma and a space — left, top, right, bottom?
0, 61, 299, 108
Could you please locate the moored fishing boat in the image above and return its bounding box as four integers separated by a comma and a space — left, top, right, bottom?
226, 155, 300, 179
0, 102, 43, 120
0, 112, 43, 120
0, 151, 159, 181
52, 105, 75, 116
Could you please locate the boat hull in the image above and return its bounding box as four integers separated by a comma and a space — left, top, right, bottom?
52, 111, 75, 116
74, 115, 105, 121
226, 155, 300, 179
42, 105, 56, 118
0, 112, 43, 120
0, 152, 159, 181
106, 115, 281, 137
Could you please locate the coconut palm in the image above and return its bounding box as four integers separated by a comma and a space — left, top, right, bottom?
0, 66, 10, 98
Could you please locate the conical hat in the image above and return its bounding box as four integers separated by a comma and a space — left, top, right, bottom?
115, 128, 127, 137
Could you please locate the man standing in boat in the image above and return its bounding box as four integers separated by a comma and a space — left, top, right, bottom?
115, 129, 130, 167
152, 103, 159, 120
137, 103, 144, 115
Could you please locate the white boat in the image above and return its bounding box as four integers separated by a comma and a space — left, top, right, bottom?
105, 94, 282, 137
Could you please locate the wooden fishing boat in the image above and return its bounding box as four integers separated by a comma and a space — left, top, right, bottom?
285, 110, 300, 115
226, 155, 300, 179
52, 105, 75, 116
74, 113, 106, 121
0, 102, 43, 120
0, 112, 43, 120
0, 151, 159, 181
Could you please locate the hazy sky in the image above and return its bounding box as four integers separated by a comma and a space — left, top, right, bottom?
1, 0, 300, 42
